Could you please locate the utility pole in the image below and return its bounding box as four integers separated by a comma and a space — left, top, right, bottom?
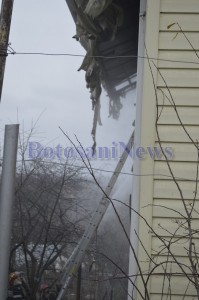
0, 0, 14, 102
0, 124, 19, 300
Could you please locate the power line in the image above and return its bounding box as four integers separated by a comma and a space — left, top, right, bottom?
13, 158, 199, 182
4, 50, 199, 66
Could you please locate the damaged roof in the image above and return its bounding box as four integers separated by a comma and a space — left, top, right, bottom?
65, 0, 139, 148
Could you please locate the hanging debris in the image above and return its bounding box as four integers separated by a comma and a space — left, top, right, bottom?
68, 0, 124, 150
66, 0, 139, 152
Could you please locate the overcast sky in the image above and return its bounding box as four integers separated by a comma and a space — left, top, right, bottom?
0, 0, 136, 177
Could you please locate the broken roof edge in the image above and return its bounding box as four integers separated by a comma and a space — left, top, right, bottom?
66, 0, 137, 108
65, 0, 138, 150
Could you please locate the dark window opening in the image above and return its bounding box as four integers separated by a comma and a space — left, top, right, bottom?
98, 0, 140, 106
66, 0, 140, 120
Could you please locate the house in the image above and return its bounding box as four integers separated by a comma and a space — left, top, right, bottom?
65, 0, 199, 299
129, 0, 199, 299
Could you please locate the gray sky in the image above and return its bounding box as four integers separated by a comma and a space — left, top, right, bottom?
0, 0, 136, 174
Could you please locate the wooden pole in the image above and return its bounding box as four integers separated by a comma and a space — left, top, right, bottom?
0, 0, 14, 102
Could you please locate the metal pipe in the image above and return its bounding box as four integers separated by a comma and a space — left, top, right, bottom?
0, 0, 14, 102
0, 124, 19, 300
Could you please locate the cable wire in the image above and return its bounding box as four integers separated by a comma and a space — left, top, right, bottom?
12, 158, 199, 182
4, 49, 199, 66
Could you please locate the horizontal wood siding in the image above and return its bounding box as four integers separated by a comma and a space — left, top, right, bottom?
159, 32, 199, 50
154, 161, 199, 180
157, 88, 199, 106
156, 106, 199, 125
160, 14, 199, 31
153, 199, 199, 218
154, 180, 199, 200
150, 276, 197, 295
161, 0, 199, 13
152, 237, 199, 258
156, 125, 199, 142
151, 295, 198, 300
149, 0, 199, 298
155, 142, 198, 161
158, 50, 199, 69
153, 217, 199, 236
157, 69, 199, 87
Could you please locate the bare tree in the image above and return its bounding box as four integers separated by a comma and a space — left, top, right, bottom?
7, 126, 95, 300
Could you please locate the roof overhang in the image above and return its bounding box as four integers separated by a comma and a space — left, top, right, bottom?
65, 0, 140, 147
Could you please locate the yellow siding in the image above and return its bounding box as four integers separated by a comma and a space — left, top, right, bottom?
160, 14, 199, 32
151, 258, 191, 272
157, 125, 199, 142
154, 180, 199, 200
153, 218, 199, 236
136, 0, 199, 299
155, 142, 198, 161
151, 295, 198, 300
157, 69, 199, 87
153, 199, 199, 218
161, 0, 199, 13
154, 161, 198, 180
152, 237, 199, 258
159, 32, 199, 50
156, 106, 199, 125
157, 88, 199, 106
158, 50, 199, 69
150, 276, 197, 296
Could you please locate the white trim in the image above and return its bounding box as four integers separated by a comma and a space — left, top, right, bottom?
128, 0, 146, 299
128, 0, 162, 298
